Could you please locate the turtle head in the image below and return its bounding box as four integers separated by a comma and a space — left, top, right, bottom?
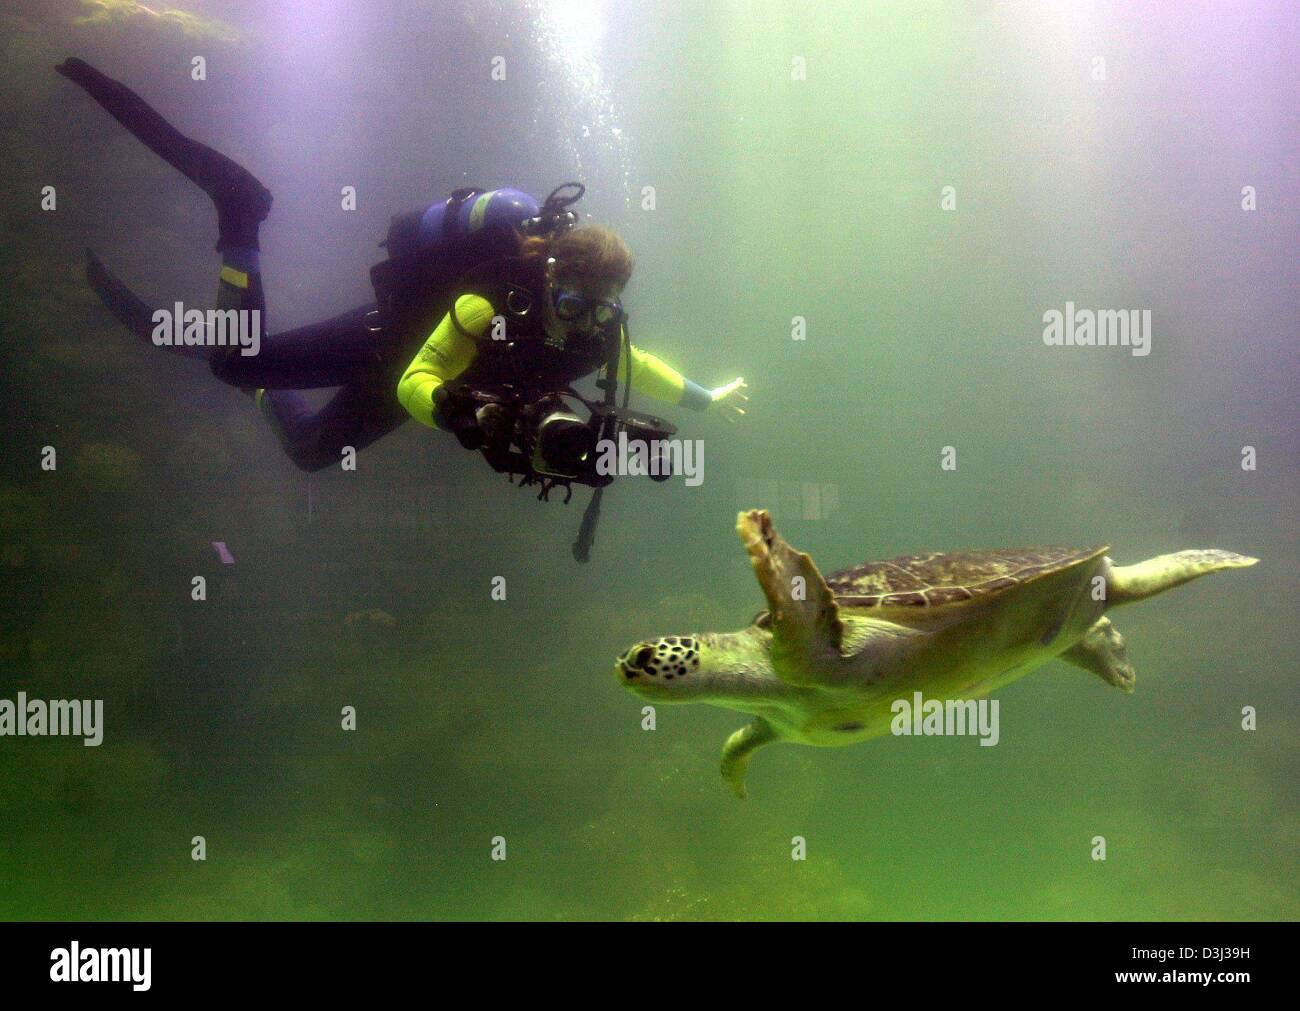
616, 623, 777, 705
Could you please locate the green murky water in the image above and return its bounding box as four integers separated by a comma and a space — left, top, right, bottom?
1, 1, 1295, 920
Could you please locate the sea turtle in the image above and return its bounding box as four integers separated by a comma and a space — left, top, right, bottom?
616, 509, 1258, 798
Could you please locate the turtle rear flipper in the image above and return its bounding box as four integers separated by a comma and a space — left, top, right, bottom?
1106, 550, 1258, 606
737, 509, 843, 679
1061, 617, 1135, 692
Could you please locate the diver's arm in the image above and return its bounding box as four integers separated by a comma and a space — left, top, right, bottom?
397, 294, 493, 427
620, 342, 714, 411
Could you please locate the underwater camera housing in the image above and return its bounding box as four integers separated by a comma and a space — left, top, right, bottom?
530, 404, 593, 479
454, 387, 678, 499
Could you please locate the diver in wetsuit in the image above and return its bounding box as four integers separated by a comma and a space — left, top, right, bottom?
56, 59, 747, 473
394, 210, 746, 450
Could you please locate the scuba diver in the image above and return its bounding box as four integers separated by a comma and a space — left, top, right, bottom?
56, 59, 746, 557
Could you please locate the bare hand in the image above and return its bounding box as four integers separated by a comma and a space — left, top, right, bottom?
709, 378, 748, 422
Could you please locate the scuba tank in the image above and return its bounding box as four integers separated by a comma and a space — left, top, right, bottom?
382, 187, 539, 260
382, 181, 585, 259
368, 183, 587, 377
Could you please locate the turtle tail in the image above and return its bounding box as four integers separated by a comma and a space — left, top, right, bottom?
1106, 550, 1258, 606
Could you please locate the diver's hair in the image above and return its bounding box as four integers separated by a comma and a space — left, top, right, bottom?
518, 224, 634, 288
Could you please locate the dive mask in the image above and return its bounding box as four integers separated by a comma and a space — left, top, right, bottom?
552, 290, 624, 329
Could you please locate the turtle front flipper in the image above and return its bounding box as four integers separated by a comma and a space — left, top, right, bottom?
1061, 617, 1136, 692
737, 509, 844, 680
721, 717, 778, 799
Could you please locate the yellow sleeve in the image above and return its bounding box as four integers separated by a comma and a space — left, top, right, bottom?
397, 294, 493, 427
614, 338, 713, 410
620, 343, 684, 404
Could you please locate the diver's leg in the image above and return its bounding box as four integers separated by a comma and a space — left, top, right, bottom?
57, 59, 409, 468
257, 379, 409, 473
214, 299, 398, 469
211, 303, 382, 390
211, 245, 267, 380
86, 245, 379, 387
84, 245, 274, 364
85, 250, 210, 358
56, 58, 272, 253
61, 57, 275, 364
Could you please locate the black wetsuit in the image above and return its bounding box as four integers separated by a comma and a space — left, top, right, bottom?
61, 58, 413, 472
210, 303, 410, 472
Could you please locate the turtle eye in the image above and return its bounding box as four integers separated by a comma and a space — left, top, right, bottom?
752, 610, 772, 629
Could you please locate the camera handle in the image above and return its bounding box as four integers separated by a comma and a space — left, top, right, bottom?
572, 311, 629, 563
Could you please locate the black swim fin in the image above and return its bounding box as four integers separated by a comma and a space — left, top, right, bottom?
85, 249, 209, 359
56, 57, 272, 250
